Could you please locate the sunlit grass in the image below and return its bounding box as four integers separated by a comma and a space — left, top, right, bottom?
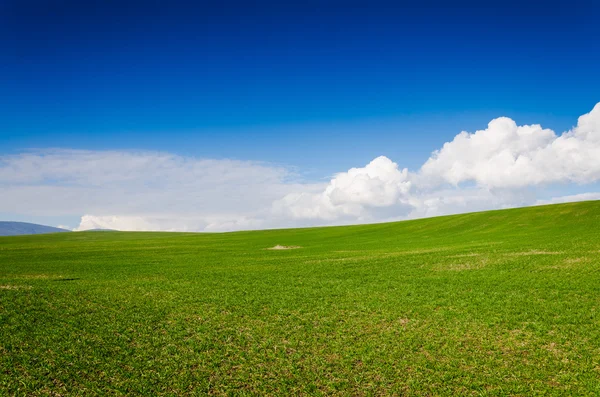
2, 201, 600, 395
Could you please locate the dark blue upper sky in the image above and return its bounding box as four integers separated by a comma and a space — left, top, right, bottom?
2, 0, 599, 176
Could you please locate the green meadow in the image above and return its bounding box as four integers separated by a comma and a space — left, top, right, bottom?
1, 201, 600, 395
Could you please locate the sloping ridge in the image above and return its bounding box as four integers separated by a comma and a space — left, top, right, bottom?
0, 221, 70, 236
1, 200, 598, 238
228, 199, 600, 250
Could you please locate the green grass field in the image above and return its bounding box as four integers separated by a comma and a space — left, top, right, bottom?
2, 201, 600, 395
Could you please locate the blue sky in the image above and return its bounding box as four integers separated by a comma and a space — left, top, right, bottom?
1, 0, 600, 231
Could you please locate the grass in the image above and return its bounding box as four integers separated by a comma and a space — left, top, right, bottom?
1, 201, 600, 395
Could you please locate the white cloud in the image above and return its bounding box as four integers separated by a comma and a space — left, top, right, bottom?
404, 186, 536, 219
2, 103, 600, 231
0, 150, 306, 231
535, 192, 600, 206
273, 156, 413, 222
75, 214, 270, 232
420, 103, 600, 188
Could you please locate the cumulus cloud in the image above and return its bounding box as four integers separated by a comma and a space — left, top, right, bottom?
273, 102, 600, 225
273, 156, 413, 222
420, 103, 600, 188
2, 103, 600, 231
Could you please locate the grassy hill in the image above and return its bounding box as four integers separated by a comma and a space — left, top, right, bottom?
1, 201, 600, 395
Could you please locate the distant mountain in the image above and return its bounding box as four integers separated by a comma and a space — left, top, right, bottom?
84, 228, 117, 232
0, 221, 71, 236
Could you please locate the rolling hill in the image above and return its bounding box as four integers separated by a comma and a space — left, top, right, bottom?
1, 201, 600, 395
0, 221, 70, 236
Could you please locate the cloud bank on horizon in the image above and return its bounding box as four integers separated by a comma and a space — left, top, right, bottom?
2, 103, 600, 232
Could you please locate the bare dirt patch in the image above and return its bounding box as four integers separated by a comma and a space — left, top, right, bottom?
266, 245, 301, 250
